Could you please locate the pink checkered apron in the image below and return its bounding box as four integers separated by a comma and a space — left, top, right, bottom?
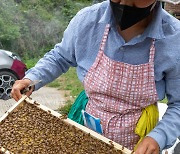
83, 24, 158, 150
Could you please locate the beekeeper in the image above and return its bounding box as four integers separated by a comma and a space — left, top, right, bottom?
11, 0, 180, 153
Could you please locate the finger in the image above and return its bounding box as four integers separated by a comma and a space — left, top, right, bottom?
152, 151, 159, 154
11, 92, 19, 102
145, 140, 159, 154
145, 148, 154, 154
11, 86, 23, 101
135, 147, 148, 154
146, 149, 157, 154
16, 89, 23, 101
135, 137, 159, 154
146, 146, 158, 154
11, 86, 19, 101
25, 89, 33, 97
25, 85, 34, 97
136, 143, 158, 154
11, 80, 29, 101
134, 141, 148, 154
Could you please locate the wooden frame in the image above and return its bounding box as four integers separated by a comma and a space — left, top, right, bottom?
0, 147, 11, 154
0, 96, 132, 154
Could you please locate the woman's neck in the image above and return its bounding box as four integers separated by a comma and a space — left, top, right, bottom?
117, 13, 153, 42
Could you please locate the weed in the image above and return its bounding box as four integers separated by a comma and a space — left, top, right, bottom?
47, 67, 84, 115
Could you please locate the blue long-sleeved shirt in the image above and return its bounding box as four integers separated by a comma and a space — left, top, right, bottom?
25, 1, 180, 151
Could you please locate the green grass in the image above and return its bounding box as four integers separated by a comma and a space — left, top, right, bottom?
48, 67, 84, 97
58, 100, 74, 115
47, 67, 84, 115
47, 79, 61, 88
25, 58, 40, 69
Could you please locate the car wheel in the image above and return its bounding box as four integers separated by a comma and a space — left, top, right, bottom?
0, 71, 18, 100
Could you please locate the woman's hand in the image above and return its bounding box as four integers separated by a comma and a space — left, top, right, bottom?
135, 136, 160, 154
11, 79, 33, 101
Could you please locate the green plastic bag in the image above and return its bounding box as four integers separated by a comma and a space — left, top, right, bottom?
68, 90, 88, 125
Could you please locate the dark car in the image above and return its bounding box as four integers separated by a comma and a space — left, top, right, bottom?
0, 49, 27, 100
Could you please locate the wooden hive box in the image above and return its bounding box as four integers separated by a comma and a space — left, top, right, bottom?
0, 96, 132, 154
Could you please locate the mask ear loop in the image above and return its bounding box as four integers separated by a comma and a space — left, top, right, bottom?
150, 0, 158, 11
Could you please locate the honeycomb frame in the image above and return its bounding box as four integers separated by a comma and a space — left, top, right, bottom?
0, 96, 132, 154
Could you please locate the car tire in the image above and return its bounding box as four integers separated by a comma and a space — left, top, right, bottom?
0, 71, 18, 100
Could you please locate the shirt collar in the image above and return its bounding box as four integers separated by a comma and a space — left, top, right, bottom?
98, 0, 115, 26
143, 2, 166, 40
98, 1, 165, 42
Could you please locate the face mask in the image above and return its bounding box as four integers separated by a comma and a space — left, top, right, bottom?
110, 0, 156, 30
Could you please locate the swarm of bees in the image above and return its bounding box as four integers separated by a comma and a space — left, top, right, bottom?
0, 100, 122, 154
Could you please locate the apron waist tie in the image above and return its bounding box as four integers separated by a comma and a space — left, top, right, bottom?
106, 109, 140, 134
106, 114, 123, 133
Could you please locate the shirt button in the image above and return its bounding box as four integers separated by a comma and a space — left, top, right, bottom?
83, 71, 86, 76
120, 47, 124, 50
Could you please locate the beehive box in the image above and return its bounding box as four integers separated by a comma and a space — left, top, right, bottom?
0, 96, 132, 154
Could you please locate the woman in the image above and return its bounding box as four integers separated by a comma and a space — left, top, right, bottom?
11, 0, 180, 153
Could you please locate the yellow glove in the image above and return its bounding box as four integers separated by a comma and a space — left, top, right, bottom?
134, 104, 159, 150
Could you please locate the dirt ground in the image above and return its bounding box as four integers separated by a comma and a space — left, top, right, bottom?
0, 86, 66, 117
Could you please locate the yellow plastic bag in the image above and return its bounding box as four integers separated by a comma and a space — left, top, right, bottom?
134, 104, 159, 150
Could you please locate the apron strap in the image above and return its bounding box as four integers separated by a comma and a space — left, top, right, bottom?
100, 24, 110, 51
149, 39, 156, 63
93, 24, 111, 69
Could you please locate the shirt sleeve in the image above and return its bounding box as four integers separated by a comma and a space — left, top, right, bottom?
147, 58, 180, 151
24, 15, 79, 90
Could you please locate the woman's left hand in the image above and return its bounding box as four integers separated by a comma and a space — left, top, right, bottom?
134, 136, 160, 154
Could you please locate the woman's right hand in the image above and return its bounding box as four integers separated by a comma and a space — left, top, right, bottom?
11, 79, 33, 101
